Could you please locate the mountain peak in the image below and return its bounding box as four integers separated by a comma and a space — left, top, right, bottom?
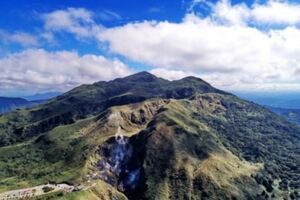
179, 75, 209, 84
135, 71, 155, 76
121, 71, 159, 82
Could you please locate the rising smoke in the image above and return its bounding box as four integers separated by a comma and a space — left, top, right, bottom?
94, 112, 141, 192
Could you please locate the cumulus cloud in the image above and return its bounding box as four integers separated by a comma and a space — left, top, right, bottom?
0, 49, 133, 92
211, 0, 250, 25
41, 8, 121, 39
42, 8, 102, 38
209, 0, 300, 26
251, 0, 300, 25
0, 30, 39, 46
150, 68, 196, 80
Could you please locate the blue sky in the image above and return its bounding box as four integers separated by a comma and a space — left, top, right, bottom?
1, 0, 300, 96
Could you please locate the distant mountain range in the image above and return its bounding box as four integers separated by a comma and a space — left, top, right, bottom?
22, 92, 62, 101
0, 92, 62, 114
266, 106, 300, 125
235, 91, 300, 109
0, 97, 41, 114
233, 92, 300, 125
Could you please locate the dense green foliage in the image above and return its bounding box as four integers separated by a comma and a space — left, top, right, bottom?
42, 186, 54, 193
189, 94, 300, 198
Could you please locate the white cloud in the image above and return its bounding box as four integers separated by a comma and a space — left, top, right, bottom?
208, 0, 300, 26
40, 32, 56, 44
42, 8, 102, 38
150, 68, 196, 80
212, 0, 250, 26
0, 49, 133, 92
41, 8, 121, 40
0, 30, 39, 46
251, 0, 300, 25
98, 10, 122, 21
188, 0, 208, 12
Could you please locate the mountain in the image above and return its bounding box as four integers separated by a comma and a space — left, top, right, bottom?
235, 91, 300, 109
0, 72, 299, 200
23, 92, 62, 101
0, 92, 61, 114
0, 97, 43, 114
265, 106, 300, 125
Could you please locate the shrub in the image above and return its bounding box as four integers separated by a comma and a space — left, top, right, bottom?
42, 186, 54, 193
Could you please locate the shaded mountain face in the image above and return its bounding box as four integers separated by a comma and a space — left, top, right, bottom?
0, 72, 300, 200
